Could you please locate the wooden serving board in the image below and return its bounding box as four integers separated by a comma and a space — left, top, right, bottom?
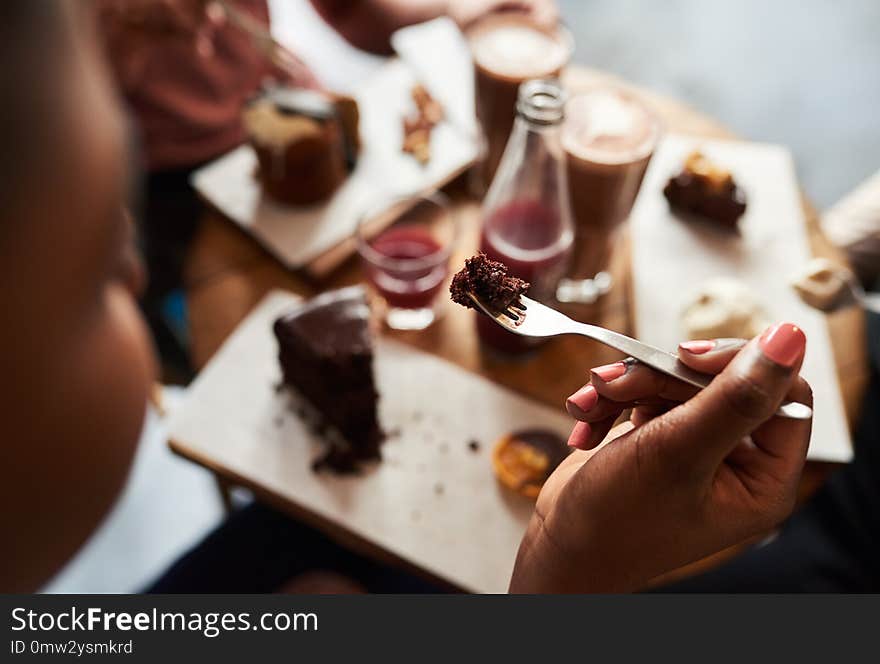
631, 134, 851, 463
191, 56, 478, 280
167, 291, 572, 593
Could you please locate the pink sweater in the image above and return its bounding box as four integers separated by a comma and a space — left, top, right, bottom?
99, 0, 274, 171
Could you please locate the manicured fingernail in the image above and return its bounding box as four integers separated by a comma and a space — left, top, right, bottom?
679, 339, 716, 354
566, 384, 598, 419
759, 322, 806, 368
591, 362, 627, 382
567, 421, 592, 448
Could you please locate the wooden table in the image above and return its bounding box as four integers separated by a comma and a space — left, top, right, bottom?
177, 66, 868, 586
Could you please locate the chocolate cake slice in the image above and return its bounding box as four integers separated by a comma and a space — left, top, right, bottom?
273, 287, 383, 472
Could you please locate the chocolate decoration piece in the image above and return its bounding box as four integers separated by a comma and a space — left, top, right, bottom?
663, 151, 747, 228
274, 287, 384, 473
402, 84, 444, 164
450, 253, 530, 312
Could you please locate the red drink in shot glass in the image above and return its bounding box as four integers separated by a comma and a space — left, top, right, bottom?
358, 193, 458, 330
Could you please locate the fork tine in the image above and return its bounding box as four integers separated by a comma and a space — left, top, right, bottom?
505, 298, 527, 324
466, 291, 521, 331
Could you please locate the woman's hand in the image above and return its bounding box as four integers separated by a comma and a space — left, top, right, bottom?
509, 323, 812, 593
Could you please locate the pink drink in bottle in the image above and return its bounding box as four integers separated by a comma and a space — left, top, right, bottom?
476, 79, 574, 354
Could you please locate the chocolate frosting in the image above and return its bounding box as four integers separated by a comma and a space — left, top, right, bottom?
274, 286, 372, 359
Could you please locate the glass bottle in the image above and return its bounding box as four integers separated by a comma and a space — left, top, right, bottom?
477, 78, 574, 354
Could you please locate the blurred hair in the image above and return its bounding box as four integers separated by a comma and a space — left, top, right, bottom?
0, 1, 67, 235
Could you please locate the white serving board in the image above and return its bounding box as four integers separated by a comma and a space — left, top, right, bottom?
191, 56, 478, 273
167, 291, 572, 593
631, 134, 851, 463
391, 17, 478, 141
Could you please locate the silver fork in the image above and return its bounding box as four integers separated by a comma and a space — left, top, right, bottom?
469, 293, 813, 420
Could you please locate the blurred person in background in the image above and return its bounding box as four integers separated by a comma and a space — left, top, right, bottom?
97, 0, 558, 380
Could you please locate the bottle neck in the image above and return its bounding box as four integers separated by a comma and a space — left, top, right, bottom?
516, 78, 566, 126
482, 78, 573, 254
508, 77, 566, 157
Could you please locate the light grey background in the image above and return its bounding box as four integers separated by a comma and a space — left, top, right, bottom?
560, 0, 880, 208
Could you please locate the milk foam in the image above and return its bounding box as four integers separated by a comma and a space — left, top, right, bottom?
562, 90, 658, 165
471, 21, 569, 79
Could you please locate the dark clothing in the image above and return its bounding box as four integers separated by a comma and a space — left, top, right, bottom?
140, 166, 202, 302
145, 501, 444, 593
138, 166, 203, 381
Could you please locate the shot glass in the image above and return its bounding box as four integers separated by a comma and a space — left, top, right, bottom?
357, 192, 459, 330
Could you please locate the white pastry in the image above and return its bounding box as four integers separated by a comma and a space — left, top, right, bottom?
790, 257, 849, 311
681, 278, 766, 340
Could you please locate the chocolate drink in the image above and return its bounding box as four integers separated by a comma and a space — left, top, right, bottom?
562, 88, 660, 280
469, 15, 571, 188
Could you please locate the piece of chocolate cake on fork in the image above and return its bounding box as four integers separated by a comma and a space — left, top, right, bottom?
449, 252, 530, 313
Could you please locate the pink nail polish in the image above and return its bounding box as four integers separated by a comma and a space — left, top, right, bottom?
759, 322, 806, 367
566, 384, 598, 419
567, 421, 592, 448
591, 362, 627, 382
679, 339, 716, 354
